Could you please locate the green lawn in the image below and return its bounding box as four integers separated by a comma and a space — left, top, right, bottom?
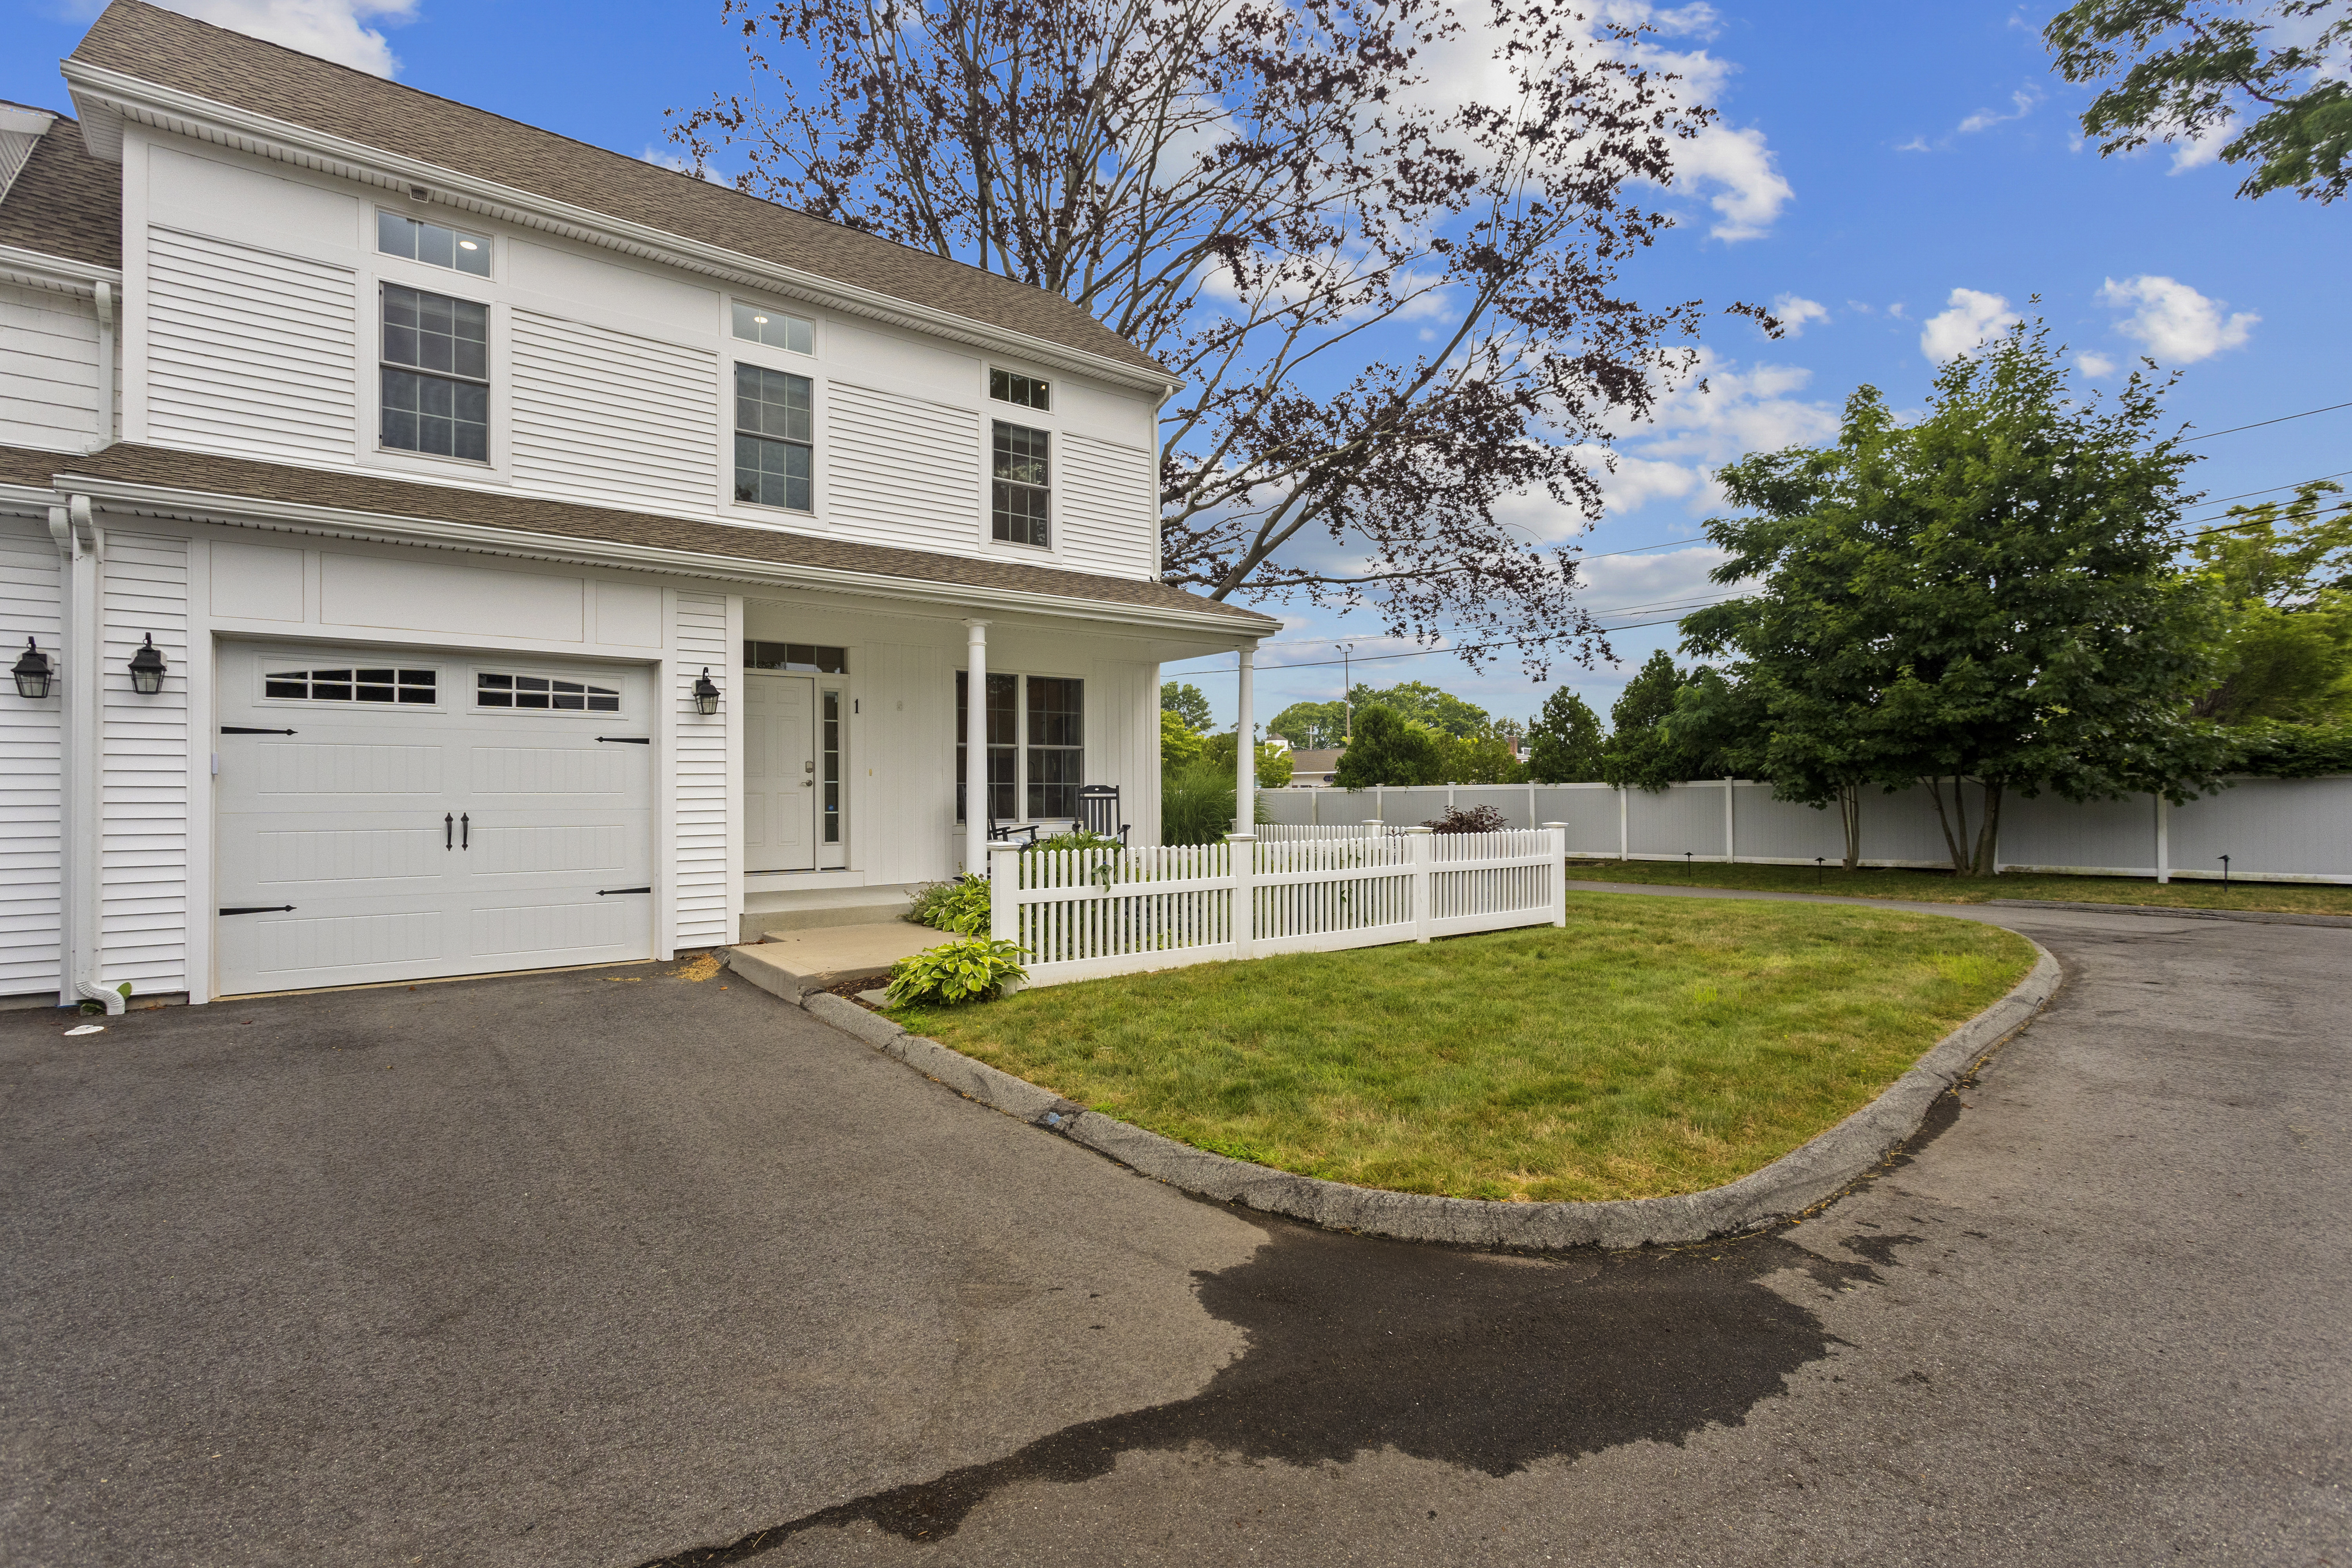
889, 895, 2036, 1204
1564, 857, 2352, 915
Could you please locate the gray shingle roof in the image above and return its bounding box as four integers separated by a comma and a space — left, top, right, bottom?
0, 109, 121, 270
67, 1, 1166, 376
3, 441, 1275, 628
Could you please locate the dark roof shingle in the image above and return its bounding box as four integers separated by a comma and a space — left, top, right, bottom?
66, 1, 1165, 376
0, 109, 121, 270
3, 441, 1272, 628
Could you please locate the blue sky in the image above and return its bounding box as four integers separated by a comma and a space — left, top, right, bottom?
7, 1, 2343, 736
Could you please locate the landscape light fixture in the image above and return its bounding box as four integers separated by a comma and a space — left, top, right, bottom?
128, 634, 167, 695
692, 668, 721, 716
11, 637, 53, 699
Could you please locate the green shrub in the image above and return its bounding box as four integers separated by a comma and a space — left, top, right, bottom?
885, 937, 1028, 1006
905, 874, 991, 935
1029, 829, 1124, 853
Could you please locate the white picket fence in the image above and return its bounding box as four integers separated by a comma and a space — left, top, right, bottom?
1262, 776, 2352, 885
989, 828, 1568, 987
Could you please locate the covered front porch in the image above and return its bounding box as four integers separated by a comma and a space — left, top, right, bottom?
731, 584, 1264, 941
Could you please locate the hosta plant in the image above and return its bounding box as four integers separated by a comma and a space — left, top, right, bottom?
885, 938, 1028, 1007
905, 873, 991, 936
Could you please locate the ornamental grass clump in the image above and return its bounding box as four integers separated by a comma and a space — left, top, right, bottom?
885, 937, 1027, 1007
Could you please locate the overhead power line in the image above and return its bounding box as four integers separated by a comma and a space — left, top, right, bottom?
2180, 399, 2352, 444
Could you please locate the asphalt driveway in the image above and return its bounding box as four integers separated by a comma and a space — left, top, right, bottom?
3, 899, 2346, 1566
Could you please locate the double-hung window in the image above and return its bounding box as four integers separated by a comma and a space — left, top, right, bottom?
955, 672, 1083, 823
381, 283, 489, 462
735, 363, 813, 511
991, 421, 1050, 546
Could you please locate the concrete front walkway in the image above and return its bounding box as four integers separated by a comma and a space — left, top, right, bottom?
730, 921, 948, 998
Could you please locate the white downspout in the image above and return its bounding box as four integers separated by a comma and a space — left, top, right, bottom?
1234, 642, 1255, 837
91, 280, 115, 451
50, 495, 120, 1014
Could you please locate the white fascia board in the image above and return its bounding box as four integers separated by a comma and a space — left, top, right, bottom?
49, 472, 1277, 638
60, 61, 1178, 397
0, 241, 120, 297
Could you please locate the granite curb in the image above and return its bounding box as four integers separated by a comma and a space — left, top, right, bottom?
746, 945, 2061, 1250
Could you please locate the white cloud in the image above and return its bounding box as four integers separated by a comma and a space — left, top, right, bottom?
2077, 349, 2119, 377
1769, 293, 1829, 335
1675, 123, 1794, 241
1577, 545, 1735, 620
2096, 274, 2257, 363
160, 0, 416, 76
2169, 122, 2232, 171
1920, 287, 2021, 361
1957, 89, 2040, 135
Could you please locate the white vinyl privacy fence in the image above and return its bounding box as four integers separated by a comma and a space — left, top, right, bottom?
1261, 777, 2352, 885
990, 828, 1567, 987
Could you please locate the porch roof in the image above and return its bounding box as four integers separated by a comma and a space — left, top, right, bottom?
1, 441, 1281, 633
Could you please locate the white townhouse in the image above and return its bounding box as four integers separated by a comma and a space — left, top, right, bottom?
0, 0, 1276, 1009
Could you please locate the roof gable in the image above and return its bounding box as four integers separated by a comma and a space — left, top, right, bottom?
0, 107, 121, 270
65, 0, 1162, 377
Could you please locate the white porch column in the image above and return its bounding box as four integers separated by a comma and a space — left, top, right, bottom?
965, 619, 987, 875
1234, 641, 1256, 837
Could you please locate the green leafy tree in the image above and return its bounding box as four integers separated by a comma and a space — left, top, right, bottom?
1525, 688, 1606, 782
1599, 650, 1719, 790
1160, 706, 1206, 768
1265, 699, 1348, 750
2186, 479, 2352, 723
2047, 0, 2352, 203
1160, 681, 1214, 732
1332, 706, 1443, 788
1201, 730, 1295, 788
1354, 680, 1497, 739
1432, 733, 1528, 783
1687, 321, 2218, 878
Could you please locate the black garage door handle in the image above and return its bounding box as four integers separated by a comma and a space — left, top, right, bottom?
597, 886, 652, 896
597, 736, 649, 744
221, 726, 296, 735
220, 906, 296, 915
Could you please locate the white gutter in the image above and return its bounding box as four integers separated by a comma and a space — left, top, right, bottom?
61, 60, 1178, 397
47, 470, 1279, 638
0, 241, 122, 298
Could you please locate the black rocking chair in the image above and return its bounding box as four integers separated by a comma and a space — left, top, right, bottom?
1079, 784, 1129, 846
986, 802, 1038, 846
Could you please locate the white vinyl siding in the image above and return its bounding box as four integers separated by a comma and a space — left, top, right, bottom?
100, 534, 190, 993
0, 281, 100, 452
825, 381, 982, 551
146, 227, 357, 463
0, 516, 63, 995
512, 311, 718, 514
671, 591, 730, 951
1059, 433, 1157, 579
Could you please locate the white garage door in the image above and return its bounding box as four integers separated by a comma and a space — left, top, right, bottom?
213, 641, 655, 995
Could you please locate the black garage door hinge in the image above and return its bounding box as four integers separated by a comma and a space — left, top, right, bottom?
596, 886, 652, 896
596, 736, 650, 744
221, 726, 296, 735
220, 905, 296, 915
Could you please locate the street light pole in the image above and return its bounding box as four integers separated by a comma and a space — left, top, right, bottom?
1339, 644, 1353, 742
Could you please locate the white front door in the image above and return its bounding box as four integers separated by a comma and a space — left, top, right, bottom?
745, 672, 815, 872
212, 641, 655, 995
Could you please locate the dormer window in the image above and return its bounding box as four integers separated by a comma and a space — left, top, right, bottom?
989, 368, 1050, 410
377, 211, 491, 277
732, 301, 814, 355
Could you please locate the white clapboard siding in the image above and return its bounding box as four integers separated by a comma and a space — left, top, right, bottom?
0, 281, 100, 452
825, 381, 982, 552
511, 311, 719, 515
100, 534, 190, 995
0, 517, 63, 996
672, 592, 731, 951
146, 227, 357, 463
1058, 433, 1156, 579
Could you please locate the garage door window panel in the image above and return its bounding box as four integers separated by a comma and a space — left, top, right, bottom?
477, 672, 622, 712
264, 667, 438, 704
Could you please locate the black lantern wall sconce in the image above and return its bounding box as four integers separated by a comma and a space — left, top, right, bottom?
11, 637, 53, 700
128, 634, 167, 695
692, 667, 720, 716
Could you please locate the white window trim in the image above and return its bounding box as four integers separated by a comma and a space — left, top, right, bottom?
369, 274, 505, 475
728, 359, 819, 517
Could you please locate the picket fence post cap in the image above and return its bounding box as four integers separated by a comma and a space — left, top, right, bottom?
986, 841, 1024, 855
1403, 825, 1435, 835
1540, 821, 1569, 829
1225, 831, 1259, 842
